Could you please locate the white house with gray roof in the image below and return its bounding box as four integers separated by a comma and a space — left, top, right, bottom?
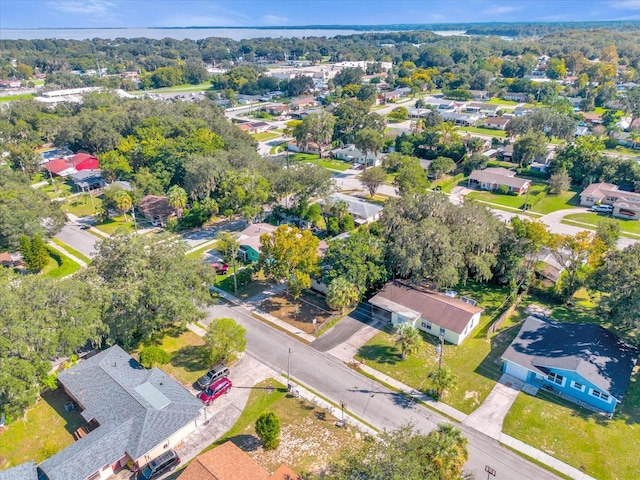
38, 345, 202, 480
467, 167, 531, 195
322, 193, 383, 225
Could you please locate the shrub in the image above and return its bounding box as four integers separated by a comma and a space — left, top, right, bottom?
496, 185, 510, 195
139, 346, 171, 368
255, 411, 281, 450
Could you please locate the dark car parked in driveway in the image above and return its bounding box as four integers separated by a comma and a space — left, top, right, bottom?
197, 364, 229, 389
198, 377, 232, 405
135, 449, 180, 479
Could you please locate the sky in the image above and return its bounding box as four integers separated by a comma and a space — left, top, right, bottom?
1, 0, 640, 29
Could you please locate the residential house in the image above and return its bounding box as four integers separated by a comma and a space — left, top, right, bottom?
321, 193, 383, 225
137, 195, 175, 226
529, 247, 571, 285
0, 80, 22, 89
467, 167, 531, 195
422, 97, 456, 110
469, 90, 489, 100
0, 252, 14, 268
44, 153, 100, 178
501, 316, 638, 414
513, 106, 533, 116
440, 111, 482, 126
579, 183, 640, 220
262, 104, 291, 117
466, 102, 501, 116
287, 141, 322, 155
291, 97, 319, 110
369, 282, 484, 345
581, 112, 603, 126
502, 144, 514, 162
237, 222, 276, 262
237, 121, 271, 134
483, 117, 511, 130
178, 441, 300, 480
38, 345, 203, 480
0, 462, 38, 480
70, 170, 105, 193
331, 144, 384, 167
575, 125, 590, 137
503, 92, 528, 102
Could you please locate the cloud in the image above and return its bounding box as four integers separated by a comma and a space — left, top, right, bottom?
486, 5, 522, 15
50, 0, 115, 15
262, 14, 288, 26
608, 0, 640, 9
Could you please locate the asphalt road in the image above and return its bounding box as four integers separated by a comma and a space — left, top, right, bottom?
202, 302, 560, 480
54, 223, 99, 258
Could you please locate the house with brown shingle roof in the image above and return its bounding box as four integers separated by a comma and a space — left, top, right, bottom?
178, 441, 300, 480
369, 282, 484, 345
137, 195, 175, 227
467, 167, 531, 195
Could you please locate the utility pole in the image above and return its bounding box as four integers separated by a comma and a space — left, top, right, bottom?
437, 331, 445, 371
131, 204, 138, 232
287, 348, 292, 389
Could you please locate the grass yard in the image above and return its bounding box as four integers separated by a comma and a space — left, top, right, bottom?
269, 142, 286, 155
0, 93, 35, 102
260, 291, 335, 335
356, 281, 516, 414
186, 242, 218, 259
143, 82, 213, 93
530, 188, 580, 214
62, 195, 102, 217
316, 158, 351, 171
50, 238, 92, 264
93, 215, 137, 235
287, 152, 319, 162
466, 184, 579, 215
605, 145, 640, 157
42, 246, 81, 278
0, 389, 87, 469
434, 173, 465, 193
485, 97, 519, 106
563, 213, 640, 237
457, 126, 507, 138
135, 326, 209, 386
252, 132, 281, 142
208, 379, 362, 475
503, 377, 640, 480
41, 181, 72, 200
466, 184, 547, 210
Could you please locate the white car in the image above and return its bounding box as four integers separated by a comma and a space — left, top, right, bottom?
591, 204, 613, 213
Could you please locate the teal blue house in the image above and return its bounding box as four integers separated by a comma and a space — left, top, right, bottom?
501, 316, 638, 415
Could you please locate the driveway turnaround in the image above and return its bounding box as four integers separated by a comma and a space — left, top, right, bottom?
462, 373, 524, 439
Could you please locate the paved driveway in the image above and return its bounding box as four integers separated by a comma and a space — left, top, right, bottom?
311, 302, 380, 352
462, 373, 524, 439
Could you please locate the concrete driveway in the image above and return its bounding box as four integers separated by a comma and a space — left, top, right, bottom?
462, 373, 524, 439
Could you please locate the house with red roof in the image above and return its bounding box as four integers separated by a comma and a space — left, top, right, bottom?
44, 153, 99, 177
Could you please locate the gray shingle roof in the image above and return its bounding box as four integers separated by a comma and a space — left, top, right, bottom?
39, 345, 202, 480
325, 193, 382, 222
502, 316, 638, 400
0, 462, 38, 480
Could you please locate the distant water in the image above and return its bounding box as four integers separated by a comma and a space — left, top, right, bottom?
0, 27, 372, 41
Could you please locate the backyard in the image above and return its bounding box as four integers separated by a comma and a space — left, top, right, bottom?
355, 281, 516, 414
457, 126, 507, 138
251, 132, 281, 142
0, 388, 87, 469
205, 379, 362, 476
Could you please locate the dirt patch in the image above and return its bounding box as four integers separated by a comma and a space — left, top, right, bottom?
464, 391, 480, 405
260, 291, 335, 334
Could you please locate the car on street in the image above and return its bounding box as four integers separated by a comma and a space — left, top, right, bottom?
591, 204, 613, 213
135, 449, 180, 479
198, 377, 232, 405
196, 364, 229, 389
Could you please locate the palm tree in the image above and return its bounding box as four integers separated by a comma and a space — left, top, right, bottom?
167, 185, 187, 218
427, 423, 469, 479
326, 277, 360, 314
113, 190, 132, 222
395, 323, 423, 359
429, 366, 457, 400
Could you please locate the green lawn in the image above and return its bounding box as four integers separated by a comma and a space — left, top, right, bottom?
141, 82, 213, 94
485, 97, 519, 106
186, 242, 218, 259
466, 185, 580, 215
42, 246, 82, 278
356, 281, 516, 414
287, 152, 318, 162
0, 93, 35, 102
93, 215, 137, 235
50, 238, 92, 264
62, 196, 102, 217
0, 389, 87, 469
316, 158, 351, 171
605, 146, 640, 156
40, 181, 72, 200
457, 126, 507, 138
251, 132, 281, 142
134, 327, 209, 386
435, 173, 466, 194
563, 213, 640, 236
270, 142, 287, 155
503, 378, 640, 480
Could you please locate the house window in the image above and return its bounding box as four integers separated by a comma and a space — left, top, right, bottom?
590, 389, 610, 402
421, 321, 432, 330
547, 372, 564, 386
440, 327, 446, 336
571, 381, 585, 392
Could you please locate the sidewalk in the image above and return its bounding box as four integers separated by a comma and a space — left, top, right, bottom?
47, 241, 88, 268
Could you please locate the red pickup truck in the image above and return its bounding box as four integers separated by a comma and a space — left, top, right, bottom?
210, 263, 229, 275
